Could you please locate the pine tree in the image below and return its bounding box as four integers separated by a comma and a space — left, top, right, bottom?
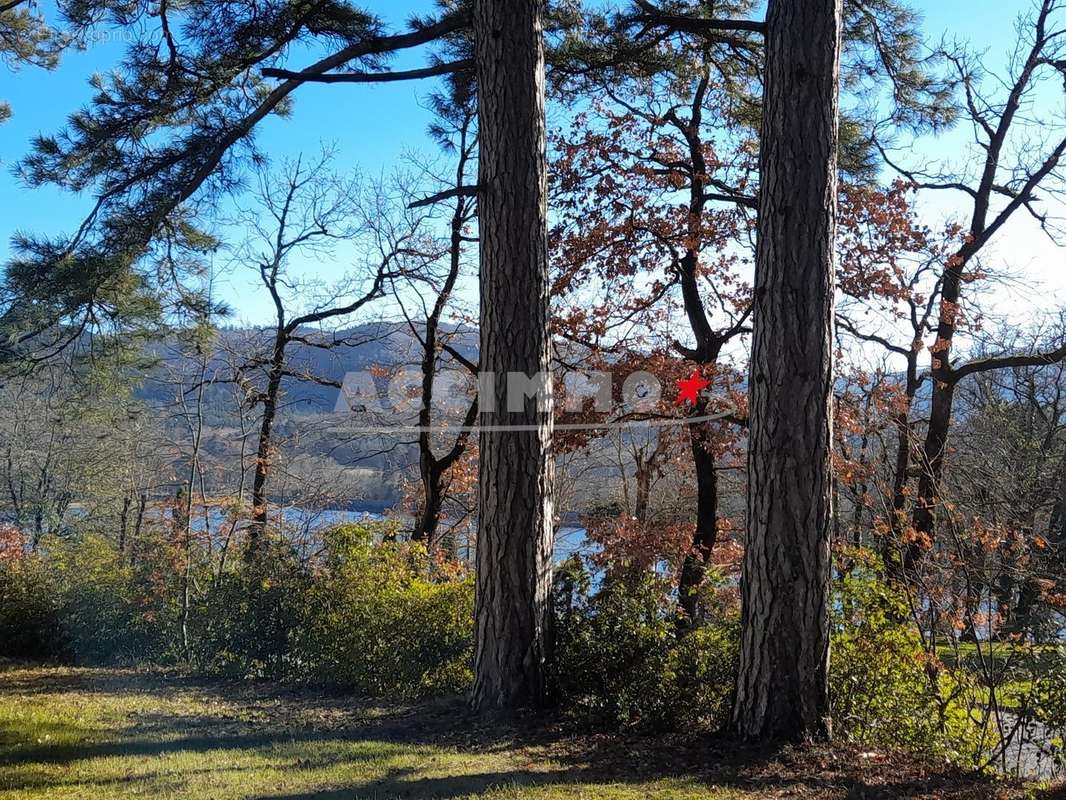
470, 0, 555, 712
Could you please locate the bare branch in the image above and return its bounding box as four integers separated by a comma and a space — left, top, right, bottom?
261, 58, 473, 84
407, 185, 479, 210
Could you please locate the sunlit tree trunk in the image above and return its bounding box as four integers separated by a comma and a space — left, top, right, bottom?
471, 0, 555, 711
733, 0, 842, 742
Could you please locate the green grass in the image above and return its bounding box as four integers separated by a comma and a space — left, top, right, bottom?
0, 663, 1051, 799
937, 642, 1063, 672
935, 642, 1064, 710
0, 664, 739, 800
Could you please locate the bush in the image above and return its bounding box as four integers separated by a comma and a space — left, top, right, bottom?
297, 523, 473, 697
2, 522, 474, 697
0, 548, 61, 659
831, 551, 986, 761
195, 534, 312, 679
550, 558, 737, 731
48, 534, 175, 664
1034, 646, 1066, 768
0, 534, 175, 664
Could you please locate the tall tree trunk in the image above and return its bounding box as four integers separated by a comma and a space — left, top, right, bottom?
889, 410, 913, 527
133, 489, 148, 543
634, 465, 651, 525
118, 494, 131, 554
732, 0, 841, 742
878, 351, 921, 580
470, 0, 555, 712
886, 403, 916, 574
668, 72, 731, 629
631, 437, 662, 526
909, 378, 956, 567
412, 142, 474, 549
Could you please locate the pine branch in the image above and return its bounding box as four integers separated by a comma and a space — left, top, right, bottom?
627, 0, 766, 35
408, 185, 479, 209
261, 58, 473, 84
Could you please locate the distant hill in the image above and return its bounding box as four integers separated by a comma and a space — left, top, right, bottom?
136, 321, 479, 416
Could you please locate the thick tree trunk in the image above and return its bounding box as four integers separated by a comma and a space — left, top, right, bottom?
732, 0, 841, 742
471, 0, 555, 712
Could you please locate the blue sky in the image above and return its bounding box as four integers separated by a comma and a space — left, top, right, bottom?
0, 1, 1061, 326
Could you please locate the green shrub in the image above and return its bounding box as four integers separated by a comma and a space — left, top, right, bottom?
1034, 646, 1066, 768
4, 522, 473, 697
46, 534, 172, 664
195, 534, 312, 679
831, 551, 986, 762
551, 560, 737, 731
0, 534, 176, 664
297, 523, 473, 697
0, 551, 61, 659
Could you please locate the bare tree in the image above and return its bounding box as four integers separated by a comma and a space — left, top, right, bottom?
398, 90, 481, 550
873, 0, 1066, 566
233, 152, 426, 551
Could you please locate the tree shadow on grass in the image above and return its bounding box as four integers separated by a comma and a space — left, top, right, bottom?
0, 668, 1055, 799
248, 734, 1050, 800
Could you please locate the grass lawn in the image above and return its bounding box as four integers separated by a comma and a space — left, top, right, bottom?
935, 642, 1064, 711
0, 663, 1059, 800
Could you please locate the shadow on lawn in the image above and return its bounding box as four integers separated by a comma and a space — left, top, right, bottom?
0, 667, 1059, 800
1, 720, 1044, 800
246, 736, 1054, 800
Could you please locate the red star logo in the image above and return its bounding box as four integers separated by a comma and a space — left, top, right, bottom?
675, 369, 711, 406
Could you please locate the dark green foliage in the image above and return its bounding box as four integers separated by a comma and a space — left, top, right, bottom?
841, 0, 957, 132
0, 552, 61, 659
296, 524, 474, 696
195, 523, 475, 696
557, 0, 957, 182
0, 0, 63, 127
549, 548, 998, 762
0, 534, 173, 664
1, 1, 467, 362
195, 536, 312, 679
550, 558, 738, 731
195, 524, 475, 697
1035, 649, 1066, 767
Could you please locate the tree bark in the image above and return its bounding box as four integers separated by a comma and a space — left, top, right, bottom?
678, 416, 718, 628
732, 0, 841, 742
471, 0, 555, 712
884, 352, 921, 579
413, 461, 446, 545
909, 373, 956, 561
249, 333, 286, 549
